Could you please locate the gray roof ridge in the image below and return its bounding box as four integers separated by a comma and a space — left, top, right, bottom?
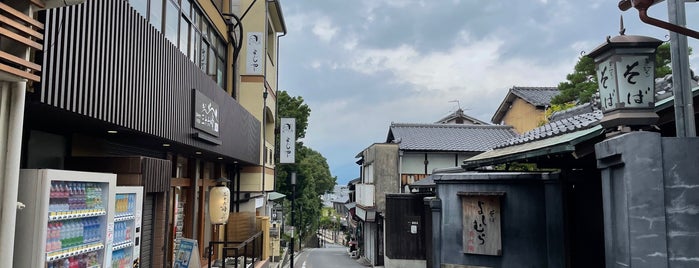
391, 122, 513, 129
512, 86, 558, 91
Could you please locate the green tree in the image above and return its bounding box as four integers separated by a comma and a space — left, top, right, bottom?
551, 56, 597, 105
551, 42, 686, 105
274, 90, 337, 246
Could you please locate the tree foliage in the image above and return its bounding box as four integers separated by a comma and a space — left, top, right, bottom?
275, 90, 337, 244
551, 42, 685, 105
551, 56, 597, 105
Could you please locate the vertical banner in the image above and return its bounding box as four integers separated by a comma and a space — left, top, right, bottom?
246, 32, 264, 74
280, 118, 296, 163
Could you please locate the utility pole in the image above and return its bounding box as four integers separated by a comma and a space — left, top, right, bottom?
668, 0, 696, 137
290, 172, 296, 268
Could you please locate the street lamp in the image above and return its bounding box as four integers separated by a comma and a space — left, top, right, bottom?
209, 178, 231, 224
587, 29, 662, 129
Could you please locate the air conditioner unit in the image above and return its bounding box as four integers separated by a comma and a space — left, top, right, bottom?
41, 0, 86, 10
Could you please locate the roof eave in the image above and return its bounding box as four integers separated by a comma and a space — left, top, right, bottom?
462, 126, 604, 169
267, 0, 287, 34
491, 90, 516, 123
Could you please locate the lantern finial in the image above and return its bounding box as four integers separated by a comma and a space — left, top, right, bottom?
620, 15, 626, 35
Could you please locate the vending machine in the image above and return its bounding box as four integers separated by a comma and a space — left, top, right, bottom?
111, 186, 144, 268
14, 169, 116, 268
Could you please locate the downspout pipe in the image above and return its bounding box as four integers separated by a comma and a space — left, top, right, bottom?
272, 0, 286, 198
637, 7, 699, 39
620, 0, 697, 136
0, 80, 26, 268
0, 2, 32, 264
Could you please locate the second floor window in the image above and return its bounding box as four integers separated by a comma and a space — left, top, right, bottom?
128, 0, 227, 90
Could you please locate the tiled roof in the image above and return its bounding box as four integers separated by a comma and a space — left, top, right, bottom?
511, 87, 560, 106
497, 110, 602, 148
491, 86, 558, 123
434, 108, 489, 125
387, 123, 518, 152
548, 103, 595, 122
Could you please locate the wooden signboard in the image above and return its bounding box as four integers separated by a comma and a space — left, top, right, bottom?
459, 192, 504, 256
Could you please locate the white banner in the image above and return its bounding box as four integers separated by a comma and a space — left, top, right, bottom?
246, 32, 263, 74
280, 118, 296, 163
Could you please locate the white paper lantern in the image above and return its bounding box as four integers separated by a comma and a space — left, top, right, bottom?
209, 179, 230, 225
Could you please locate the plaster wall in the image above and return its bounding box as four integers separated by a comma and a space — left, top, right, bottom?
501, 98, 544, 134
402, 152, 473, 175
385, 257, 426, 268
402, 153, 425, 174
435, 173, 564, 268
595, 132, 699, 268
428, 154, 457, 171
364, 144, 399, 212
662, 138, 699, 267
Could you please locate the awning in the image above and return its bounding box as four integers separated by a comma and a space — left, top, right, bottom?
355, 206, 376, 222
267, 192, 286, 201
462, 125, 604, 169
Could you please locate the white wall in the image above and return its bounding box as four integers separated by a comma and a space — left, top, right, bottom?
384, 257, 427, 268
401, 154, 425, 174
364, 222, 377, 265
402, 152, 463, 175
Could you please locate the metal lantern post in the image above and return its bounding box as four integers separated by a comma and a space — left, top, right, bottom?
290, 172, 296, 268
588, 31, 663, 129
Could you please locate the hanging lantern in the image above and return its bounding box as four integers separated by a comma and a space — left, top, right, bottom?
588, 31, 662, 128
209, 178, 231, 225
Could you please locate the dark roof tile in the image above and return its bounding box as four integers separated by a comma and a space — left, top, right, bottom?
497, 110, 603, 148
388, 123, 518, 152
511, 87, 559, 107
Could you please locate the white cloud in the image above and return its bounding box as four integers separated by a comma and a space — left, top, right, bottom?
343, 35, 359, 51
312, 17, 338, 42
344, 36, 569, 96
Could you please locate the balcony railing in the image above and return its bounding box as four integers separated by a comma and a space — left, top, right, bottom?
207, 231, 263, 268
356, 184, 375, 208
0, 2, 43, 82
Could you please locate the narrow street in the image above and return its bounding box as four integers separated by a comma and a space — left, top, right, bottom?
290, 244, 365, 268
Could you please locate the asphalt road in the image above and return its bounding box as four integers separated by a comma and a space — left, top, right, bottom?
291, 244, 365, 268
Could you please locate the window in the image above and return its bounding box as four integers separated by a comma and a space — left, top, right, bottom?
129, 0, 147, 18
363, 164, 374, 184
179, 17, 190, 56
126, 0, 227, 90
267, 24, 275, 64
148, 0, 163, 30
164, 1, 179, 44
200, 42, 208, 72
191, 29, 200, 64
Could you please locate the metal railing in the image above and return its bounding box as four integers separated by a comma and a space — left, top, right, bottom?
207, 231, 263, 268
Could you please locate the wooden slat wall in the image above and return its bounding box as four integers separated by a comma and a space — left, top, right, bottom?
0, 2, 43, 82
385, 194, 427, 260
142, 157, 172, 193
40, 1, 260, 163
141, 194, 154, 268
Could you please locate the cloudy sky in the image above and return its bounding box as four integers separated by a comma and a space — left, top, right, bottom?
277, 0, 699, 185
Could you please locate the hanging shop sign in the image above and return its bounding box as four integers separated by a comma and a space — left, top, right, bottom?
192, 89, 220, 137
